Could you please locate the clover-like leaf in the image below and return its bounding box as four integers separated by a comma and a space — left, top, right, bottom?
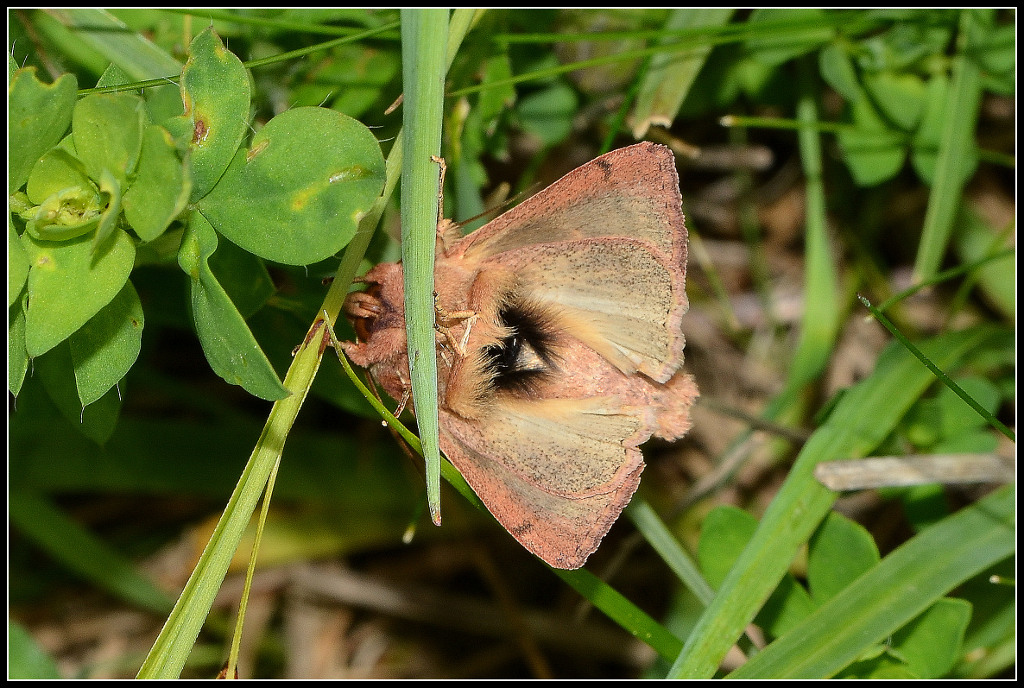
9, 68, 77, 193
21, 228, 136, 357
177, 213, 289, 401
198, 107, 386, 266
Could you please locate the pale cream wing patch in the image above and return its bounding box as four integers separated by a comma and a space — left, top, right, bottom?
502, 239, 686, 383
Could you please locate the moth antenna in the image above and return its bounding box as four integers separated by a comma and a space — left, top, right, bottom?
450, 182, 534, 231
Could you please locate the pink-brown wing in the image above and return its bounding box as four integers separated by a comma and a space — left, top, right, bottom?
455, 142, 685, 265
438, 398, 646, 570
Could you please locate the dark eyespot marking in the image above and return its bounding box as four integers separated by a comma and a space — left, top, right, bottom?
482, 301, 559, 394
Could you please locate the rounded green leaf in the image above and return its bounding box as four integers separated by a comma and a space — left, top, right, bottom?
863, 70, 927, 131
35, 340, 122, 445
198, 106, 386, 266
123, 125, 192, 242
177, 213, 289, 401
517, 83, 578, 147
72, 92, 146, 186
179, 28, 251, 200
807, 512, 880, 604
68, 280, 145, 406
8, 68, 77, 193
21, 227, 136, 357
818, 43, 861, 102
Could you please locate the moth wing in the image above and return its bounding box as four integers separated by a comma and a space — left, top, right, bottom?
497, 238, 686, 383
451, 142, 688, 382
457, 142, 686, 269
439, 398, 647, 570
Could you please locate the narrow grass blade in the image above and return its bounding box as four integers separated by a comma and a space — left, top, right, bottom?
399, 9, 449, 526
912, 9, 987, 281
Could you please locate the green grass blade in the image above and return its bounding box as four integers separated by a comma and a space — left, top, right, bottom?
729, 485, 1014, 678
553, 567, 684, 660
399, 9, 449, 527
859, 296, 1014, 441
667, 325, 1002, 678
630, 8, 735, 138
784, 58, 840, 393
912, 9, 987, 281
42, 8, 183, 80
9, 490, 173, 615
628, 499, 715, 606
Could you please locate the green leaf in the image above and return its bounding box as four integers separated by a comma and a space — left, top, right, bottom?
516, 82, 578, 148
68, 280, 145, 406
818, 42, 860, 102
177, 213, 289, 401
890, 598, 972, 678
35, 340, 122, 444
863, 70, 927, 131
122, 124, 192, 241
21, 228, 136, 357
697, 506, 756, 589
8, 68, 77, 193
206, 236, 275, 319
25, 146, 95, 205
9, 297, 29, 396
953, 206, 1015, 320
72, 92, 146, 187
8, 620, 62, 679
9, 220, 30, 306
178, 28, 252, 201
199, 106, 386, 266
807, 512, 879, 604
837, 95, 907, 186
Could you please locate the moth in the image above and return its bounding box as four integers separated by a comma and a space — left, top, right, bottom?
343, 142, 698, 569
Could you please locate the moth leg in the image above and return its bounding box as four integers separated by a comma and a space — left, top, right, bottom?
457, 313, 479, 352
392, 387, 410, 418
432, 291, 478, 356
343, 291, 383, 319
